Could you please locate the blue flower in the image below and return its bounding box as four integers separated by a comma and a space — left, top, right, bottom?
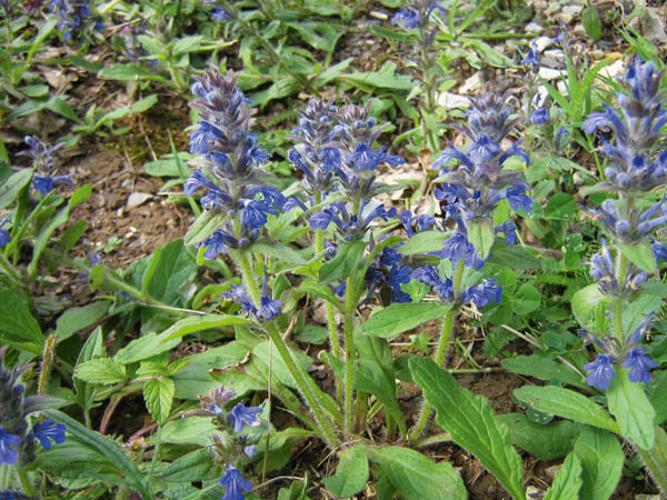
654, 241, 667, 263
31, 419, 66, 450
400, 210, 435, 236
495, 220, 518, 245
0, 229, 9, 248
0, 492, 29, 500
505, 184, 532, 212
584, 354, 616, 391
366, 245, 413, 304
439, 232, 484, 269
227, 403, 261, 433
32, 175, 73, 196
391, 8, 419, 29
223, 284, 257, 316
244, 445, 257, 458
257, 295, 283, 320
590, 239, 647, 296
310, 201, 396, 241
219, 465, 253, 500
462, 279, 502, 308
0, 427, 20, 465
530, 108, 550, 126
623, 348, 657, 384
522, 41, 540, 68
411, 266, 454, 301
212, 6, 231, 21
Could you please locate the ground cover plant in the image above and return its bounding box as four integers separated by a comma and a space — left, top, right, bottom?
1, 0, 667, 498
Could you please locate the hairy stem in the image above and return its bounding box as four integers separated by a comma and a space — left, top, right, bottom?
237, 250, 339, 447
343, 275, 356, 437
409, 260, 465, 442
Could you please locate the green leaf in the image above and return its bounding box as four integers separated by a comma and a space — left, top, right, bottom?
365, 446, 466, 500
99, 63, 164, 81
501, 354, 586, 389
29, 184, 92, 277
160, 314, 251, 342
45, 409, 152, 498
360, 302, 451, 339
466, 219, 494, 260
295, 280, 342, 311
636, 426, 667, 495
341, 62, 415, 91
319, 240, 366, 283
607, 369, 655, 449
160, 416, 216, 446
114, 333, 181, 365
0, 286, 43, 354
543, 453, 583, 500
74, 327, 104, 414
582, 6, 603, 40
572, 427, 624, 500
173, 35, 203, 55
398, 230, 447, 255
410, 358, 524, 500
144, 154, 194, 177
323, 446, 369, 498
511, 284, 541, 315
498, 413, 580, 461
248, 242, 306, 264
184, 210, 226, 245
161, 448, 213, 482
0, 168, 33, 209
571, 284, 609, 332
356, 335, 406, 436
513, 385, 619, 433
144, 377, 175, 425
545, 193, 577, 220
56, 301, 110, 342
143, 240, 195, 305
619, 241, 657, 273
75, 358, 127, 385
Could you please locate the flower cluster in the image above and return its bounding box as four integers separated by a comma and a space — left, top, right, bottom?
391, 0, 444, 44
198, 387, 263, 500
411, 265, 502, 308
584, 57, 667, 195
223, 279, 283, 321
581, 317, 657, 390
301, 102, 403, 240
365, 244, 413, 304
184, 71, 286, 259
434, 93, 532, 227
580, 57, 667, 392
0, 349, 66, 467
48, 0, 103, 42
287, 98, 340, 202
19, 136, 72, 197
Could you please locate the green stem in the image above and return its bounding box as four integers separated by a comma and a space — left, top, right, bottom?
0, 253, 23, 289
315, 226, 342, 403
16, 467, 33, 497
343, 276, 356, 437
409, 261, 465, 442
237, 250, 339, 447
149, 424, 162, 477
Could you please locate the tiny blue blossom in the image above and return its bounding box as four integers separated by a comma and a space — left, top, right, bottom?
227, 403, 261, 433
530, 108, 550, 126
32, 174, 73, 196
623, 348, 657, 384
257, 295, 283, 320
31, 419, 66, 450
0, 229, 9, 248
584, 354, 616, 391
495, 220, 518, 245
0, 428, 20, 465
219, 465, 253, 500
439, 232, 484, 269
462, 279, 502, 308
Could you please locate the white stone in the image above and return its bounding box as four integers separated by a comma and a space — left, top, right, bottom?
127, 192, 152, 209
459, 72, 482, 94
437, 92, 470, 110
525, 22, 543, 33
538, 67, 565, 81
